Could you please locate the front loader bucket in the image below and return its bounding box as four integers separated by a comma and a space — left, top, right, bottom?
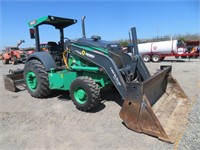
119, 66, 191, 143
3, 73, 24, 92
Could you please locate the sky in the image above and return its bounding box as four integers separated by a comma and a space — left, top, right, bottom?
0, 0, 199, 49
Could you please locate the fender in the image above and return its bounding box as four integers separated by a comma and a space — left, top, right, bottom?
26, 51, 57, 71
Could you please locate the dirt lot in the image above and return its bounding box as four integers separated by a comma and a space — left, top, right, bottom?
0, 58, 199, 150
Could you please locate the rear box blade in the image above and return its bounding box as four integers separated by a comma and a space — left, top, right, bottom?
3, 73, 25, 92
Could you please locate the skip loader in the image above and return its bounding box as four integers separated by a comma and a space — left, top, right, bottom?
3, 16, 191, 143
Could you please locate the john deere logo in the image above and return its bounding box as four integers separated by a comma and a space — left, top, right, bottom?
82, 50, 86, 55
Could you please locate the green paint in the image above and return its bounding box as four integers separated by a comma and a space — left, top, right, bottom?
71, 66, 99, 72
74, 88, 87, 104
28, 16, 49, 27
79, 72, 111, 88
48, 68, 109, 90
48, 70, 77, 90
26, 71, 37, 91
28, 15, 77, 28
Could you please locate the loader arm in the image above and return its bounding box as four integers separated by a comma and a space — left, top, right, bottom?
69, 43, 127, 98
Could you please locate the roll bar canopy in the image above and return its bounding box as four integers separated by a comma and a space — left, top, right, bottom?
28, 15, 77, 29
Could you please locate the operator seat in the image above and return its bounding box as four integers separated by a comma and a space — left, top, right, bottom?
47, 41, 63, 66
47, 41, 59, 53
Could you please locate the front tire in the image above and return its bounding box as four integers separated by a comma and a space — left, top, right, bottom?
2, 57, 9, 64
23, 59, 51, 98
70, 76, 100, 112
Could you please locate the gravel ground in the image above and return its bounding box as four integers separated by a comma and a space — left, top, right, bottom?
178, 96, 200, 150
0, 57, 199, 150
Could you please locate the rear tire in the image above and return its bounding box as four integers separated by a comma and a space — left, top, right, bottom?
70, 76, 100, 112
23, 59, 51, 98
152, 54, 160, 62
142, 54, 151, 62
11, 57, 18, 65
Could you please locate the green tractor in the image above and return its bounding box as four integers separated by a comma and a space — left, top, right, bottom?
4, 15, 190, 143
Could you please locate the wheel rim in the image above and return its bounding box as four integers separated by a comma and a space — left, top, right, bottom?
153, 55, 159, 62
144, 57, 148, 61
143, 55, 149, 62
74, 88, 87, 104
26, 71, 37, 91
153, 57, 158, 61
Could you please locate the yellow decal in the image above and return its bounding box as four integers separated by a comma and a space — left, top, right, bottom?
61, 74, 64, 78
82, 50, 86, 55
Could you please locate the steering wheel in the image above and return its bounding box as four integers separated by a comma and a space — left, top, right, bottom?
64, 37, 71, 48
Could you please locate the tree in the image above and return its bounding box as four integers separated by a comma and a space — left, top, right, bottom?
116, 39, 130, 47
116, 33, 200, 46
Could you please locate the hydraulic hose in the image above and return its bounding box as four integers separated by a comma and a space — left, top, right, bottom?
63, 49, 69, 69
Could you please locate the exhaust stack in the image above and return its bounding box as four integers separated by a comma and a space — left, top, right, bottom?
82, 16, 86, 38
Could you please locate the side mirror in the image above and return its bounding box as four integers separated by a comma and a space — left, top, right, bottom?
29, 29, 35, 39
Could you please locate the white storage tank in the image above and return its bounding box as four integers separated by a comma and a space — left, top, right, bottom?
137, 40, 186, 62
138, 40, 186, 54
